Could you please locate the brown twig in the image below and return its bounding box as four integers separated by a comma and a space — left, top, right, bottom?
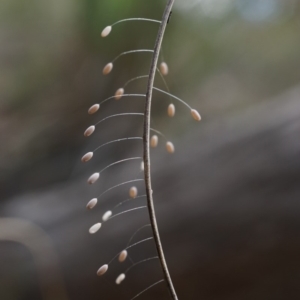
143, 1, 178, 299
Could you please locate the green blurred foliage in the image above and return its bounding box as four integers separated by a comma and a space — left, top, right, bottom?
0, 0, 300, 196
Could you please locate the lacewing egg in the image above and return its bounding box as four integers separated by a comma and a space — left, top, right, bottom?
89, 223, 101, 234
129, 186, 138, 198
102, 211, 112, 222
87, 172, 100, 184
81, 152, 93, 163
191, 109, 201, 121
97, 264, 108, 276
103, 62, 113, 75
168, 104, 175, 117
166, 141, 175, 154
86, 198, 98, 210
116, 273, 126, 285
115, 88, 124, 100
150, 135, 158, 148
84, 125, 95, 137
88, 104, 100, 115
160, 62, 169, 76
118, 250, 128, 263
101, 26, 112, 37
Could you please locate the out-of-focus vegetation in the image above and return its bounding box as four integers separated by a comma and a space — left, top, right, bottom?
1, 0, 300, 299
1, 0, 299, 198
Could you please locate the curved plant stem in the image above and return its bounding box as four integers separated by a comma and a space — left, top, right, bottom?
143, 1, 178, 300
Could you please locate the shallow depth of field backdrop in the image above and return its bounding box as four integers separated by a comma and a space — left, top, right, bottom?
1, 0, 300, 299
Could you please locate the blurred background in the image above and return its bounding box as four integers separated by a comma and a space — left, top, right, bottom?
1, 0, 300, 299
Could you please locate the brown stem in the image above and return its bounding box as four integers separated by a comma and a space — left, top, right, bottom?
143, 1, 178, 300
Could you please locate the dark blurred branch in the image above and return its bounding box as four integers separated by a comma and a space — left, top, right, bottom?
0, 218, 68, 300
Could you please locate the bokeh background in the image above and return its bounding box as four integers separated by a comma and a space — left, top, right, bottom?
1, 0, 300, 299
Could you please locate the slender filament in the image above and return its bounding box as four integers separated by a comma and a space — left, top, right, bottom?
113, 195, 146, 210
112, 50, 154, 63
125, 256, 159, 274
125, 223, 151, 264
124, 75, 149, 88
126, 224, 151, 248
127, 237, 154, 250
99, 94, 145, 106
130, 280, 165, 300
98, 179, 144, 199
150, 128, 167, 140
122, 69, 171, 95
99, 157, 142, 174
112, 18, 161, 27
107, 206, 147, 221
94, 137, 142, 153
156, 68, 171, 93
153, 87, 192, 110
95, 113, 144, 126
108, 237, 154, 265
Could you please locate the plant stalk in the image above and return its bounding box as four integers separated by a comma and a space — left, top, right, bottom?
143, 1, 178, 300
